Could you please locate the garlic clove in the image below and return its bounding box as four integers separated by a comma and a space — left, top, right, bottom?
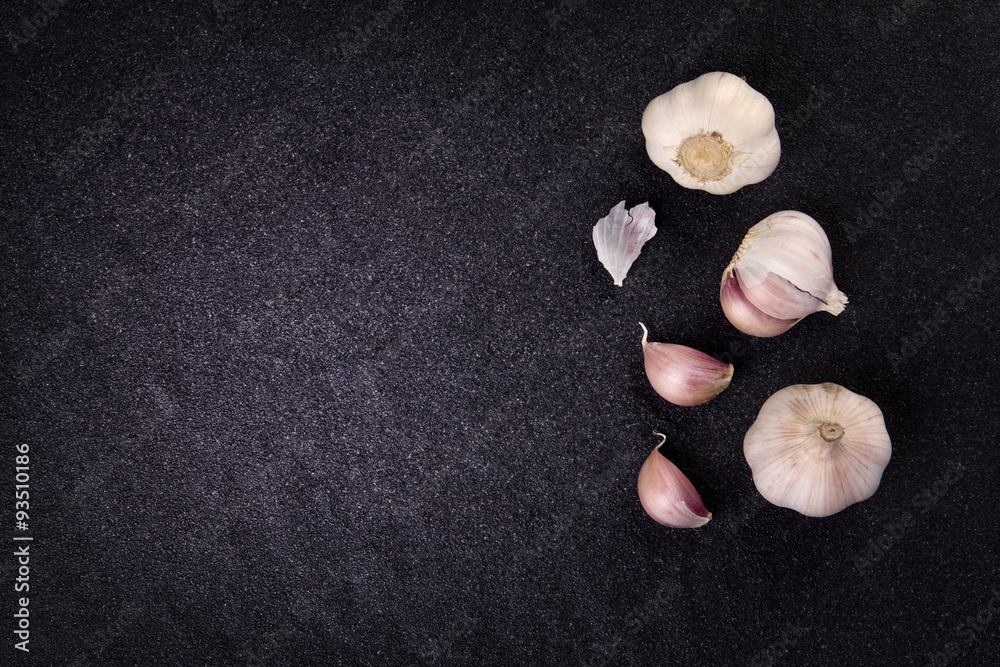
641, 72, 781, 195
732, 211, 847, 316
744, 383, 892, 517
593, 201, 658, 286
735, 269, 828, 321
639, 323, 734, 406
721, 211, 848, 333
720, 269, 798, 337
638, 434, 712, 528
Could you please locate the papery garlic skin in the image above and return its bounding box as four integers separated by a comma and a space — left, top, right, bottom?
721, 211, 848, 336
641, 72, 781, 195
638, 434, 712, 528
593, 201, 658, 286
744, 383, 892, 517
639, 323, 733, 406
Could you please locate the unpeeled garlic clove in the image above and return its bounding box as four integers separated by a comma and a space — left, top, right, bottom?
593, 201, 658, 286
720, 270, 798, 337
641, 72, 781, 195
639, 323, 734, 406
744, 383, 892, 517
721, 211, 848, 336
638, 434, 712, 528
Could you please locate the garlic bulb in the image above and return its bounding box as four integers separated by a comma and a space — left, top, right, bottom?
638, 434, 712, 528
641, 72, 781, 195
721, 211, 848, 337
593, 201, 657, 286
639, 323, 733, 406
744, 383, 892, 517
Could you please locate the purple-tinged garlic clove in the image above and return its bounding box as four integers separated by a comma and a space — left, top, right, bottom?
638, 434, 712, 528
720, 269, 799, 337
639, 323, 733, 407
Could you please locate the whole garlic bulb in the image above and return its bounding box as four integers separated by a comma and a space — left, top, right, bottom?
744, 383, 892, 517
639, 323, 734, 406
638, 434, 712, 528
721, 211, 848, 337
641, 71, 781, 195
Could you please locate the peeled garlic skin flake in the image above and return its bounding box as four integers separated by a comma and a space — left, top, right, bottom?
593, 201, 657, 286
744, 383, 891, 517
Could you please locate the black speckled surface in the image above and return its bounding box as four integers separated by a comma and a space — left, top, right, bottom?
3, 1, 999, 665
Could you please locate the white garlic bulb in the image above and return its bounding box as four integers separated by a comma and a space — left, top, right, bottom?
744, 383, 892, 517
639, 323, 733, 406
638, 434, 712, 528
641, 72, 781, 195
721, 211, 848, 337
593, 201, 657, 286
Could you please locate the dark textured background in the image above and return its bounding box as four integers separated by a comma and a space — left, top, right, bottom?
3, 1, 999, 665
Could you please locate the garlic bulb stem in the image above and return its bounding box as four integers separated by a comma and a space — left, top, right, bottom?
677, 131, 735, 182
818, 422, 844, 442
